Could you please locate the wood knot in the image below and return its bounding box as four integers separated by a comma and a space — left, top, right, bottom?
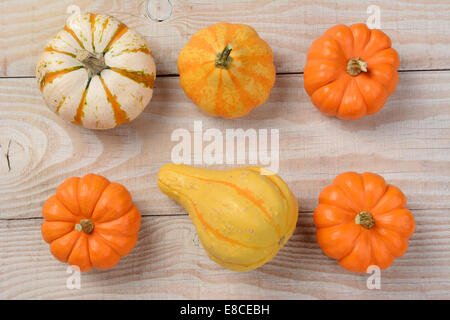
146, 0, 173, 22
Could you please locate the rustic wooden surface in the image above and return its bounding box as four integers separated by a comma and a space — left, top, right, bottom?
2, 0, 450, 76
0, 0, 449, 299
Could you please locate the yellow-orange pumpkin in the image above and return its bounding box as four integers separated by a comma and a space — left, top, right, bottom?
178, 23, 276, 119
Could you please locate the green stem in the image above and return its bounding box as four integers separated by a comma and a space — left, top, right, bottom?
76, 49, 107, 75
75, 219, 94, 234
215, 44, 233, 69
355, 211, 375, 229
346, 57, 367, 76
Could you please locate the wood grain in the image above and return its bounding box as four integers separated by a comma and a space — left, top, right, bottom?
0, 72, 449, 219
1, 0, 450, 300
2, 0, 450, 76
1, 211, 449, 299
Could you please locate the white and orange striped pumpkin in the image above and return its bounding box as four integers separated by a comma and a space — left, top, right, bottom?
36, 13, 156, 129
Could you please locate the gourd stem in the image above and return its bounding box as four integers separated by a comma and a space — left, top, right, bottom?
346, 57, 367, 76
355, 211, 375, 229
215, 44, 233, 69
76, 49, 107, 75
75, 219, 94, 234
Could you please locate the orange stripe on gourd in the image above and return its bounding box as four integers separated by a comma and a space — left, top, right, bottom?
157, 179, 277, 250
112, 46, 152, 57
110, 67, 155, 89
99, 17, 109, 43
245, 168, 292, 230
226, 69, 260, 115
104, 24, 128, 53
40, 66, 83, 91
72, 87, 88, 126
99, 76, 129, 126
56, 96, 66, 114
232, 64, 273, 89
90, 13, 97, 52
44, 47, 76, 58
172, 171, 282, 237
213, 71, 226, 117
188, 193, 276, 250
183, 65, 216, 107
64, 25, 85, 49
186, 33, 217, 55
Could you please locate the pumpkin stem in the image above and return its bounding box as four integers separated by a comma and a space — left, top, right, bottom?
215, 44, 233, 69
76, 49, 107, 76
355, 211, 375, 229
75, 219, 94, 234
346, 57, 367, 76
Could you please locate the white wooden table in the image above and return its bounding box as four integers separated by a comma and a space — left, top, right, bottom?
0, 0, 449, 299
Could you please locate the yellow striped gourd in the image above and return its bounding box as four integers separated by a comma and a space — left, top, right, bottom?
158, 164, 299, 271
36, 12, 155, 129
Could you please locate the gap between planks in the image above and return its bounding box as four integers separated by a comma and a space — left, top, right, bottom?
2, 68, 450, 80
2, 208, 449, 222
1, 212, 314, 221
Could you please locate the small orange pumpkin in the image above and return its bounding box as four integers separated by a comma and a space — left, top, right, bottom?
41, 174, 141, 271
177, 22, 276, 119
304, 24, 399, 120
314, 172, 415, 273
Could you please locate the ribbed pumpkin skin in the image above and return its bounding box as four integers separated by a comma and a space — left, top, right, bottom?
177, 23, 276, 119
314, 172, 415, 273
158, 164, 298, 271
304, 24, 399, 120
36, 13, 156, 129
41, 174, 141, 271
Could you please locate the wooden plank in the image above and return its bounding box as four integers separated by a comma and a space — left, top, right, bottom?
0, 72, 449, 219
1, 211, 449, 299
2, 0, 450, 77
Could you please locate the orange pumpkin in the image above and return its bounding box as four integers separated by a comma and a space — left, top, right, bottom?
41, 174, 141, 271
314, 172, 415, 273
177, 22, 276, 119
304, 24, 399, 120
